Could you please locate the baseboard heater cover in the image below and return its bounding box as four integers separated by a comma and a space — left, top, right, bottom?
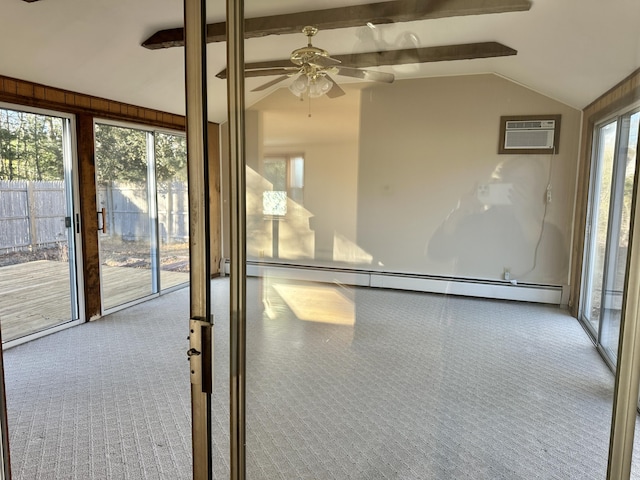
224, 260, 564, 305
369, 274, 561, 304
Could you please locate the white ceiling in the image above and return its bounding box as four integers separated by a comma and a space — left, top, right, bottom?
1, 0, 639, 124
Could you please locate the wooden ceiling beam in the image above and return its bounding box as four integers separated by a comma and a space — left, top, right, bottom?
215, 42, 517, 79
142, 0, 531, 50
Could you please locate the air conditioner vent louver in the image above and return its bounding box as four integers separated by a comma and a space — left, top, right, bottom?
504, 119, 555, 150
507, 120, 548, 129
505, 131, 553, 148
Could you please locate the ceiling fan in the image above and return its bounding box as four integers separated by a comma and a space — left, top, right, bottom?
215, 28, 517, 96
249, 26, 395, 99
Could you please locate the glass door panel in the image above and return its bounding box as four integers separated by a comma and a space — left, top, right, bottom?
237, 2, 637, 478
95, 123, 155, 310
600, 111, 639, 359
0, 106, 80, 342
582, 120, 617, 335
581, 109, 640, 367
154, 132, 189, 291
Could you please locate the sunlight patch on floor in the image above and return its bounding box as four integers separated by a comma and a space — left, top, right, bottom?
272, 283, 355, 326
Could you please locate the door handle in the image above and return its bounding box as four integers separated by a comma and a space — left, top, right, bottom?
188, 319, 213, 394
97, 207, 107, 233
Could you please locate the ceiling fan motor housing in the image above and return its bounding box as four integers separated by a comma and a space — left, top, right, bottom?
291, 25, 329, 68
290, 46, 331, 66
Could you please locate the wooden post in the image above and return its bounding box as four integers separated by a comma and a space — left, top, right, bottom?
76, 114, 101, 320
167, 181, 173, 244
27, 181, 37, 249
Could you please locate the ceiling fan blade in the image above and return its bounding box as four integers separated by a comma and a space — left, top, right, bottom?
246, 67, 298, 78
336, 66, 395, 83
324, 75, 346, 98
308, 55, 341, 68
217, 66, 297, 79
251, 75, 291, 92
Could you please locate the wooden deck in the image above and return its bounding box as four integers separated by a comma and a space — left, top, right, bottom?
101, 263, 189, 310
0, 260, 188, 343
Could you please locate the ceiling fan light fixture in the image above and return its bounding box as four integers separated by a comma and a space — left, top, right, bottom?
308, 75, 333, 98
288, 74, 309, 97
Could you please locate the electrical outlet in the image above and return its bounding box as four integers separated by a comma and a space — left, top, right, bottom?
477, 184, 490, 198
503, 268, 510, 281
546, 184, 552, 204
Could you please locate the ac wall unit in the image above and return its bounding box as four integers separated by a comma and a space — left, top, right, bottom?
499, 115, 561, 154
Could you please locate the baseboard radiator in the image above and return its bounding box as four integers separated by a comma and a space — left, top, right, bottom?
222, 260, 566, 305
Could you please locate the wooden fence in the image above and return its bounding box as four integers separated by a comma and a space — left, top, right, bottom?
0, 180, 189, 253
0, 180, 67, 252
97, 181, 189, 244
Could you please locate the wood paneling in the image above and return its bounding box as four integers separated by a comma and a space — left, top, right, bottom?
0, 74, 185, 130
76, 114, 102, 320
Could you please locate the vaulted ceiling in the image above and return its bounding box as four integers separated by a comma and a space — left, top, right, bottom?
1, 0, 639, 123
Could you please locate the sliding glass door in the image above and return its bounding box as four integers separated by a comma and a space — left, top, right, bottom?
581, 108, 639, 366
0, 104, 81, 343
95, 122, 188, 312
155, 132, 190, 290
95, 123, 154, 310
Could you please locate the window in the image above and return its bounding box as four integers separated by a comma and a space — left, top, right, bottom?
263, 154, 304, 204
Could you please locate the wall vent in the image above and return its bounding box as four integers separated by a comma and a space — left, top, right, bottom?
499, 115, 561, 154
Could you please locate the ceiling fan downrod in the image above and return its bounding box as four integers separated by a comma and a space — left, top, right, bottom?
302, 25, 318, 45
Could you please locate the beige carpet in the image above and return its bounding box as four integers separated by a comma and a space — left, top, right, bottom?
3, 277, 640, 479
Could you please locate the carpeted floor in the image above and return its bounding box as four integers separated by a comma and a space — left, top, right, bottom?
3, 277, 640, 479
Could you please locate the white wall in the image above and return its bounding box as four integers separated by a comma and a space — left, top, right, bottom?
356, 74, 581, 286
221, 73, 582, 292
